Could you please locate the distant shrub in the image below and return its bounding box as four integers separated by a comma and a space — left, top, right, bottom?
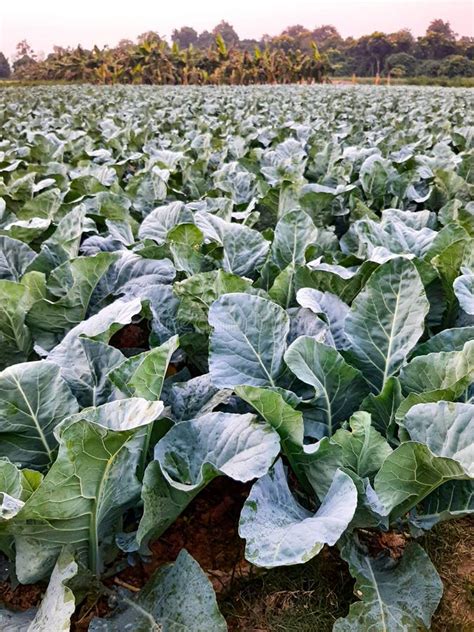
417, 59, 442, 77
439, 55, 474, 78
386, 53, 417, 76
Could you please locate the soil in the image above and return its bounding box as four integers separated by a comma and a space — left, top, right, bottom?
73, 477, 253, 630
1, 479, 472, 631
423, 518, 474, 632
0, 580, 43, 612
109, 321, 150, 350
360, 528, 408, 560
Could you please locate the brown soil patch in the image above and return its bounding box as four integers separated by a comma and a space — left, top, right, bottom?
0, 581, 43, 612
1, 488, 472, 632
109, 321, 150, 350
424, 517, 474, 632
111, 477, 251, 593
73, 477, 252, 629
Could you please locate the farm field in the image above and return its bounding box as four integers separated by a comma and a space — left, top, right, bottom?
0, 84, 473, 630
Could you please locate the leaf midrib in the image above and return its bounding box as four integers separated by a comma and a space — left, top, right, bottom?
12, 375, 52, 461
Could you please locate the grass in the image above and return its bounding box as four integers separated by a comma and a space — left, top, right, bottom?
1, 77, 473, 88
221, 547, 355, 631
332, 76, 474, 87
220, 518, 474, 631
423, 518, 474, 632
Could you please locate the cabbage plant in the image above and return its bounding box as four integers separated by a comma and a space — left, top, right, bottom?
0, 84, 472, 631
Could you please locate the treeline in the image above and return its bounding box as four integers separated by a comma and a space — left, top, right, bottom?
1, 18, 473, 84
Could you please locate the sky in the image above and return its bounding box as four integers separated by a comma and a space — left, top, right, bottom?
1, 0, 473, 59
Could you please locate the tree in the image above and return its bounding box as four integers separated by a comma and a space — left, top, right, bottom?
417, 59, 441, 77
325, 47, 346, 76
0, 52, 11, 78
366, 32, 392, 75
137, 31, 162, 45
417, 31, 457, 60
417, 19, 459, 60
427, 19, 456, 40
280, 24, 313, 51
270, 34, 299, 53
172, 27, 198, 49
439, 55, 474, 77
15, 40, 35, 58
346, 36, 372, 75
12, 40, 37, 75
457, 36, 474, 60
5, 19, 473, 84
311, 25, 343, 51
389, 29, 415, 54
197, 30, 215, 49
239, 39, 260, 53
211, 21, 239, 48
116, 39, 134, 51
385, 52, 417, 76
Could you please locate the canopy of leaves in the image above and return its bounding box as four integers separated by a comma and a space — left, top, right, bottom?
0, 83, 472, 631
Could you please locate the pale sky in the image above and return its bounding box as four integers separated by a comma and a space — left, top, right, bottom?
1, 0, 473, 60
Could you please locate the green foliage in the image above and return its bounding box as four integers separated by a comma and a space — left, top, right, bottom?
439, 54, 474, 77
7, 17, 473, 83
0, 52, 11, 79
0, 84, 472, 631
386, 52, 417, 76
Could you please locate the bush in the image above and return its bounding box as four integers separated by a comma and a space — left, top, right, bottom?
416, 59, 442, 77
439, 55, 474, 78
0, 52, 11, 79
386, 52, 417, 76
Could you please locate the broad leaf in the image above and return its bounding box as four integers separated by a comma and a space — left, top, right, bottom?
89, 549, 226, 631
138, 201, 194, 244
174, 270, 257, 334
344, 257, 429, 392
13, 398, 163, 582
0, 280, 33, 369
0, 361, 79, 469
271, 209, 317, 269
0, 458, 42, 532
409, 479, 474, 529
410, 325, 474, 358
168, 223, 207, 276
239, 460, 357, 567
209, 293, 289, 388
332, 412, 392, 478
295, 260, 378, 303
47, 298, 143, 366
26, 253, 118, 350
235, 385, 309, 489
89, 250, 175, 313
0, 236, 35, 281
403, 401, 474, 475
454, 270, 474, 314
400, 340, 474, 396
268, 263, 297, 309
169, 373, 232, 421
360, 377, 402, 440
374, 441, 469, 518
124, 411, 279, 553
195, 210, 270, 277
296, 288, 350, 350
334, 541, 442, 631
234, 385, 346, 499
284, 337, 369, 435
109, 335, 179, 400
0, 548, 77, 632
432, 237, 472, 323
155, 411, 279, 491
50, 338, 125, 408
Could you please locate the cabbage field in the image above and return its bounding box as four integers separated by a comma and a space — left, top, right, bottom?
0, 84, 472, 630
